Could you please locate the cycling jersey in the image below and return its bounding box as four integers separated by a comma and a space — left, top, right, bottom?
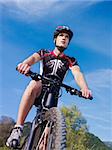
37, 49, 79, 82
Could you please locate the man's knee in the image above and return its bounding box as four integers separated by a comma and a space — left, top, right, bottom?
26, 80, 42, 96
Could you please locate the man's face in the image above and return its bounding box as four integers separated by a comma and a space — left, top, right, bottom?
55, 32, 70, 49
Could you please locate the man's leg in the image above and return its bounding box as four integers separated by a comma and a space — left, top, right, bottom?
6, 80, 42, 147
16, 80, 42, 126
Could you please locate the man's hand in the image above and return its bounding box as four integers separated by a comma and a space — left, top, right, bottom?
17, 63, 31, 75
81, 88, 92, 99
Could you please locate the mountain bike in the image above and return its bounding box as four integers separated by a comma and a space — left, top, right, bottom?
14, 71, 93, 150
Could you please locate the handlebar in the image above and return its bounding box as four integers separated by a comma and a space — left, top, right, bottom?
16, 67, 93, 100
27, 70, 93, 100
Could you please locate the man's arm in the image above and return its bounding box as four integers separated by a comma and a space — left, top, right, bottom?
70, 65, 92, 98
22, 53, 41, 65
17, 53, 41, 75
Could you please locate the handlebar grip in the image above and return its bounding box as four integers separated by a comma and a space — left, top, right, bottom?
89, 96, 93, 100
71, 89, 93, 100
79, 91, 93, 100
27, 70, 33, 75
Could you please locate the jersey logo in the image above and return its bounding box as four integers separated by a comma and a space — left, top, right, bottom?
46, 59, 64, 76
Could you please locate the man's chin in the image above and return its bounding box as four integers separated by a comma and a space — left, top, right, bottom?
60, 44, 66, 48
56, 45, 67, 52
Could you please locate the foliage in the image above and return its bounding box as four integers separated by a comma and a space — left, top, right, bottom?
84, 133, 112, 150
0, 116, 15, 147
61, 105, 111, 150
0, 146, 10, 150
61, 105, 88, 150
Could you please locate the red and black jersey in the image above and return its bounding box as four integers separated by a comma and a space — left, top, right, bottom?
37, 49, 79, 82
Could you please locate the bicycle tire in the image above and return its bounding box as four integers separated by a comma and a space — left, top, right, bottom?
28, 107, 66, 150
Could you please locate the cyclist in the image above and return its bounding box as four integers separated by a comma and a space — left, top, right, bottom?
6, 25, 92, 148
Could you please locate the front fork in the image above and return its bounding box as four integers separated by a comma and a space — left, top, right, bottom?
36, 121, 53, 150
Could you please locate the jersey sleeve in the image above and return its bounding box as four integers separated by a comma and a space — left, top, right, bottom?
69, 57, 79, 68
37, 49, 50, 59
37, 49, 44, 58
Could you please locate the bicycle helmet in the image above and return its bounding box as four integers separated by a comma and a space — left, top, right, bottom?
54, 25, 73, 41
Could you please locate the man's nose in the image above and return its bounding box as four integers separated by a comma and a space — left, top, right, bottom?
62, 36, 66, 40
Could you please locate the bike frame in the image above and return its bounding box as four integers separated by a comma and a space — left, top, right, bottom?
24, 80, 60, 150
20, 71, 93, 150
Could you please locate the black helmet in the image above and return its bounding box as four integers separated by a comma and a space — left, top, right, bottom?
54, 25, 73, 41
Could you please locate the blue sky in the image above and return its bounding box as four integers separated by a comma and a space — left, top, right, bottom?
0, 0, 112, 142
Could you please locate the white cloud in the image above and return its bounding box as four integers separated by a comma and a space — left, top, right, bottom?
0, 0, 98, 20
96, 124, 112, 131
70, 69, 112, 94
83, 69, 112, 124
1, 0, 107, 55
75, 27, 111, 56
84, 113, 110, 124
86, 69, 112, 89
70, 68, 112, 90
1, 1, 110, 56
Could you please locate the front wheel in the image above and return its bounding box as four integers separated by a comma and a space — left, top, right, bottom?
28, 107, 66, 150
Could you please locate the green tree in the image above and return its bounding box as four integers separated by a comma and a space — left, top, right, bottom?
61, 105, 88, 149
61, 105, 111, 150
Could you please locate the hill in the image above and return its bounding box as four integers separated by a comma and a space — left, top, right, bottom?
104, 142, 112, 149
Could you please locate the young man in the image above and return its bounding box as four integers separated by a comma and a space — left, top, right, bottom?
6, 25, 92, 148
